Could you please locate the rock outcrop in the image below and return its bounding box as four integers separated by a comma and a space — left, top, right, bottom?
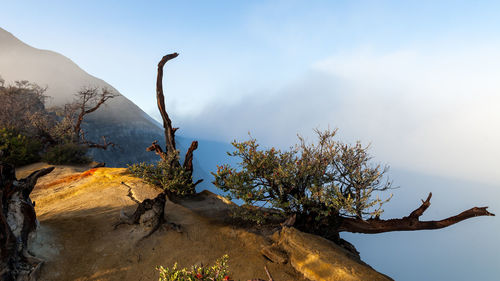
269, 227, 393, 281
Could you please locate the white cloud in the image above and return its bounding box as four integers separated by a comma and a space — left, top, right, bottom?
314, 47, 500, 184
180, 46, 500, 185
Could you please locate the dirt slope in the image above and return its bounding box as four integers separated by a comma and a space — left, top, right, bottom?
18, 164, 306, 281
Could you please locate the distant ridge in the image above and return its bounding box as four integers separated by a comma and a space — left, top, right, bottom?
0, 27, 156, 124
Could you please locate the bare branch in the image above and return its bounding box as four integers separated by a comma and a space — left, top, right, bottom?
83, 88, 118, 115
183, 141, 198, 174
71, 87, 118, 149
83, 136, 116, 150
408, 192, 432, 219
146, 140, 168, 162
192, 179, 204, 187
339, 193, 495, 234
24, 167, 55, 195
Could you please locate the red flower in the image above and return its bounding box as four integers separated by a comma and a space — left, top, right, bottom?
196, 273, 203, 279
223, 276, 231, 281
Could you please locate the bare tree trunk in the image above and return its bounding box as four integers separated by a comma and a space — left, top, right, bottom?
155, 53, 179, 157
121, 53, 202, 238
0, 162, 54, 280
338, 193, 495, 233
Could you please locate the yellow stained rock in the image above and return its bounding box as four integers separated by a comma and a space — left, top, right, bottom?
278, 227, 393, 281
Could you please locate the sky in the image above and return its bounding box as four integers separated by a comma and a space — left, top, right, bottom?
2, 0, 500, 186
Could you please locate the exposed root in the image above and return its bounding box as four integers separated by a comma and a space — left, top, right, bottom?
114, 191, 179, 240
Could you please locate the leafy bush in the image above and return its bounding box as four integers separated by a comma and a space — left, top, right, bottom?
42, 142, 91, 165
128, 151, 197, 196
0, 128, 42, 166
157, 254, 232, 281
212, 129, 392, 238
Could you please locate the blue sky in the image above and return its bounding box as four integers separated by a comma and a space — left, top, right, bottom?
2, 0, 500, 185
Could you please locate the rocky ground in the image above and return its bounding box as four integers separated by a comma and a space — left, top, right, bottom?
17, 163, 392, 281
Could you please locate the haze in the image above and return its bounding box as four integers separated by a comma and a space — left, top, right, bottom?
3, 1, 499, 185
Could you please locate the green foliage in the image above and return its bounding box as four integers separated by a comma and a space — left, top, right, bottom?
128, 151, 196, 196
157, 254, 232, 281
0, 128, 42, 166
212, 129, 392, 228
42, 143, 91, 165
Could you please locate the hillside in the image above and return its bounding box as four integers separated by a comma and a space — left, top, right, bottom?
0, 27, 210, 170
17, 163, 392, 281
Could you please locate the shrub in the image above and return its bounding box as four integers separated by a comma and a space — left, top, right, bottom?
0, 80, 50, 134
128, 151, 197, 196
212, 129, 392, 239
0, 128, 42, 166
42, 143, 91, 165
157, 255, 232, 281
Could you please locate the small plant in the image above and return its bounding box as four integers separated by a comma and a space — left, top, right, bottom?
0, 128, 42, 166
42, 142, 91, 165
128, 151, 197, 196
157, 255, 232, 281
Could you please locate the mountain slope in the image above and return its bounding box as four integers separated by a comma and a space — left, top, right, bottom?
0, 27, 163, 160
0, 27, 218, 185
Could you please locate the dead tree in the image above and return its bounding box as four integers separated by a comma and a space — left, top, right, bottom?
72, 87, 117, 148
117, 53, 202, 237
56, 87, 118, 150
0, 161, 54, 280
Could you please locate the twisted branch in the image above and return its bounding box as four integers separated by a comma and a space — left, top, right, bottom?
339, 192, 495, 234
